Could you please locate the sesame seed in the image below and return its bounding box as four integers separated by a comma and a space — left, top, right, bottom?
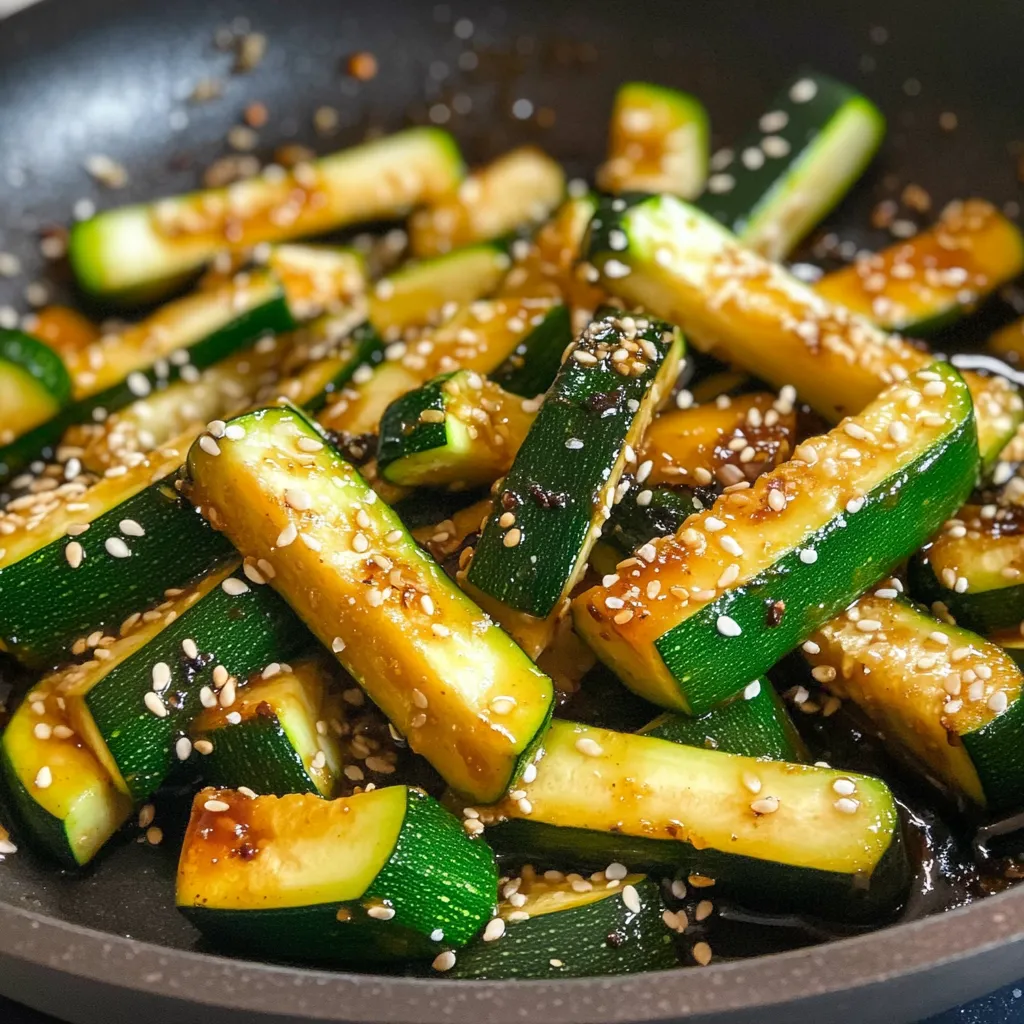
988, 691, 1009, 714
367, 905, 395, 921
332, 637, 346, 653
194, 740, 214, 755
692, 941, 713, 967
522, 763, 538, 784
742, 771, 762, 794
716, 615, 742, 637
929, 631, 950, 646
811, 665, 836, 683
923, 380, 947, 397
889, 421, 909, 443
277, 523, 298, 547
222, 577, 250, 596
790, 76, 818, 102
637, 542, 658, 563
151, 662, 171, 691
34, 766, 53, 789
119, 519, 145, 537
798, 548, 818, 565
482, 917, 506, 942
750, 795, 779, 815
182, 638, 199, 659
833, 778, 857, 797
743, 680, 761, 700
175, 737, 193, 761
490, 697, 516, 715
802, 640, 820, 654
720, 535, 744, 557
503, 528, 522, 548
517, 797, 533, 814
575, 737, 604, 757
219, 679, 237, 708
856, 619, 883, 633
622, 884, 642, 914
704, 516, 726, 532
432, 951, 457, 972
65, 541, 84, 568
204, 799, 230, 813
105, 537, 131, 559
605, 862, 628, 881
834, 797, 859, 814
144, 692, 168, 718
199, 435, 222, 457
284, 487, 312, 511
199, 686, 217, 708
565, 437, 584, 450
33, 723, 52, 741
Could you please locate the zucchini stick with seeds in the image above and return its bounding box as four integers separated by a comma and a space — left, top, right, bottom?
0, 330, 73, 442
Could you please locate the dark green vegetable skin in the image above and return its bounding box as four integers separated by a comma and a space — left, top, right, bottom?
641, 680, 806, 762
907, 555, 1024, 635
0, 329, 73, 405
467, 314, 683, 619
192, 714, 321, 798
375, 371, 458, 479
0, 288, 295, 481
84, 571, 310, 803
486, 818, 907, 924
488, 303, 573, 397
604, 485, 707, 556
449, 878, 677, 979
302, 320, 387, 416
183, 790, 498, 962
0, 477, 234, 669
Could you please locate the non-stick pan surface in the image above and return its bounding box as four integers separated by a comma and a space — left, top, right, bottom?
1, 1, 1024, 1021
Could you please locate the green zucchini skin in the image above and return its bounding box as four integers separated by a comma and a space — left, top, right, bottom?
654, 407, 976, 713
376, 373, 455, 480
696, 71, 885, 259
0, 287, 295, 482
0, 329, 73, 410
908, 557, 1023, 635
0, 476, 234, 669
486, 818, 906, 923
641, 681, 805, 762
603, 485, 706, 556
488, 303, 573, 397
467, 313, 684, 620
83, 571, 310, 803
192, 715, 320, 798
300, 320, 386, 417
182, 789, 497, 962
448, 877, 677, 979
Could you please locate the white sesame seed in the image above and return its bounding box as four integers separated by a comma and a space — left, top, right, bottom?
199, 686, 217, 708
750, 795, 779, 815
811, 665, 836, 683
988, 691, 1009, 714
834, 797, 859, 814
522, 763, 538, 784
704, 516, 726, 532
151, 662, 171, 691
799, 548, 818, 565
432, 951, 456, 972
742, 771, 762, 794
367, 905, 395, 921
105, 537, 131, 559
175, 737, 193, 761
565, 437, 584, 450
575, 737, 604, 757
743, 680, 761, 700
144, 692, 168, 718
790, 76, 819, 102
856, 619, 883, 633
332, 637, 346, 654
716, 615, 742, 637
33, 723, 52, 741
65, 541, 84, 568
637, 542, 657, 563
802, 640, 820, 655
833, 778, 857, 797
276, 523, 298, 547
221, 577, 250, 596
621, 884, 641, 914
182, 638, 199, 659
199, 435, 222, 457
517, 797, 533, 814
483, 917, 506, 941
119, 519, 145, 537
720, 535, 743, 557
204, 799, 230, 813
284, 487, 312, 511
34, 766, 53, 789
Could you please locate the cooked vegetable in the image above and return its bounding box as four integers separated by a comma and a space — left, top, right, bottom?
805, 594, 1024, 811
597, 82, 709, 199
185, 404, 554, 803
641, 391, 797, 489
409, 147, 565, 258
265, 245, 368, 319
574, 362, 977, 713
586, 192, 1023, 466
910, 504, 1024, 633
377, 371, 538, 488
317, 298, 564, 437
601, 485, 704, 558
177, 786, 497, 961
641, 679, 805, 761
1, 678, 131, 867
697, 71, 885, 259
62, 566, 310, 804
449, 870, 676, 979
190, 656, 343, 798
475, 720, 907, 921
0, 330, 73, 441
488, 303, 573, 398
70, 127, 465, 301
0, 272, 295, 481
29, 305, 100, 359
465, 313, 683, 656
987, 317, 1024, 366
814, 200, 1024, 333
368, 245, 511, 336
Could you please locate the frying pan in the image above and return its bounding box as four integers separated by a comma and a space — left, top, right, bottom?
1, 0, 1024, 1021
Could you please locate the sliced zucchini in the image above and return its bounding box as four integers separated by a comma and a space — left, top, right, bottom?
991, 627, 1024, 672
28, 305, 100, 360
806, 594, 1024, 811
602, 485, 703, 558
317, 298, 563, 437
642, 391, 797, 489
586, 192, 1023, 467
475, 720, 907, 921
815, 200, 1024, 333
573, 362, 978, 714
368, 245, 510, 336
597, 81, 709, 199
185, 404, 555, 803
0, 272, 295, 481
910, 504, 1024, 633
641, 680, 805, 761
0, 330, 73, 442
409, 147, 565, 258
266, 245, 367, 319
0, 458, 234, 669
988, 317, 1024, 366
377, 371, 537, 489
411, 498, 492, 568
498, 195, 607, 315
488, 303, 573, 398
0, 678, 131, 867
697, 71, 885, 260
62, 565, 309, 804
465, 313, 683, 655
70, 127, 465, 301
449, 871, 676, 979
190, 656, 343, 798
177, 786, 497, 962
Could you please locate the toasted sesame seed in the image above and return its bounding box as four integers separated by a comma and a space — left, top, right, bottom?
482, 917, 506, 942
182, 638, 199, 659
704, 516, 726, 532
750, 795, 779, 815
144, 692, 168, 718
811, 665, 836, 683
52, 725, 74, 740
194, 740, 214, 755
65, 541, 84, 568
692, 941, 713, 967
503, 528, 522, 548
432, 951, 456, 972
621, 884, 641, 914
